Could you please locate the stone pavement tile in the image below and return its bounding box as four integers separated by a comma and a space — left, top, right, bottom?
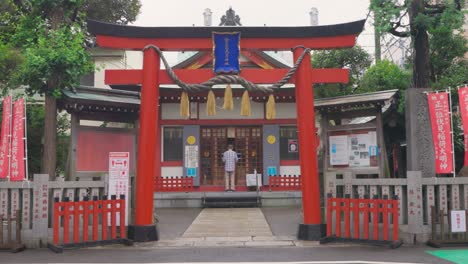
173, 237, 205, 242
252, 235, 296, 241
193, 241, 246, 247
293, 240, 320, 247
251, 236, 276, 241
137, 240, 195, 248
183, 208, 273, 238
244, 240, 295, 247
204, 236, 252, 242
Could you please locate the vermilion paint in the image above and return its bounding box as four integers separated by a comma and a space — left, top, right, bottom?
135, 47, 160, 226
293, 48, 321, 225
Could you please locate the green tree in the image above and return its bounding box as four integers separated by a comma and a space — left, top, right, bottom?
85, 0, 141, 24
312, 45, 372, 98
360, 60, 411, 93
1, 0, 141, 179
370, 0, 465, 88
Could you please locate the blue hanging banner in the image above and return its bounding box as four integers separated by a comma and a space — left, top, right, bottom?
212, 32, 240, 74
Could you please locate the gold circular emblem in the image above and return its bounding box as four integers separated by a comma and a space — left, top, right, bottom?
186, 136, 196, 145
267, 135, 276, 144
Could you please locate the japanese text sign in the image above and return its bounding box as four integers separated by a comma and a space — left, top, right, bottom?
427, 92, 453, 174
0, 96, 12, 178
213, 32, 240, 74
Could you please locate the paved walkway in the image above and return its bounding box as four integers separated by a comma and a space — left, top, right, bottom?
144, 207, 327, 248
183, 208, 273, 237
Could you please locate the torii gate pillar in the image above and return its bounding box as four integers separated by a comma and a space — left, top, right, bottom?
128, 46, 160, 241
293, 47, 323, 240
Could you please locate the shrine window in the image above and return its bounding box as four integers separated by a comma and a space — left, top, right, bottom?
280, 126, 299, 160
163, 127, 183, 161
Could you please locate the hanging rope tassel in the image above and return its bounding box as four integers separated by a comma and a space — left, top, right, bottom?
223, 84, 234, 110
240, 90, 251, 116
180, 91, 190, 118
266, 94, 276, 120
206, 90, 216, 116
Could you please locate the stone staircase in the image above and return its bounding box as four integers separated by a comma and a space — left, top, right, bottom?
202, 192, 260, 208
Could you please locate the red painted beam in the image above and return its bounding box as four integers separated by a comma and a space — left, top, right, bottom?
96, 35, 358, 51
105, 68, 349, 85
160, 118, 297, 126
241, 51, 275, 69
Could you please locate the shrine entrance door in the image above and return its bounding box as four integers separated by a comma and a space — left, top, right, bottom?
200, 126, 263, 187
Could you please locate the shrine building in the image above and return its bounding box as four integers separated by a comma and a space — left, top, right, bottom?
57, 7, 406, 240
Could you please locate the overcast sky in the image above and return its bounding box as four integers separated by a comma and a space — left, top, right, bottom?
133, 0, 370, 27
132, 0, 375, 53
119, 0, 377, 68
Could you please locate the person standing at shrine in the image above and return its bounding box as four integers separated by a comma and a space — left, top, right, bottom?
222, 144, 238, 191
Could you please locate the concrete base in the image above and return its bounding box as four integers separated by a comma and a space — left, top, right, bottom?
128, 225, 159, 242
297, 223, 326, 241
154, 191, 302, 208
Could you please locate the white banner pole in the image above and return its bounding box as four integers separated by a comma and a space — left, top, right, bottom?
448, 87, 456, 178
7, 93, 12, 181
23, 97, 29, 181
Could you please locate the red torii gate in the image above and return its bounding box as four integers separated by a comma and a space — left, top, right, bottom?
88, 19, 365, 241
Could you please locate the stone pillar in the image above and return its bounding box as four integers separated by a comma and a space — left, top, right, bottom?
407, 171, 424, 241
405, 89, 435, 177
32, 174, 49, 246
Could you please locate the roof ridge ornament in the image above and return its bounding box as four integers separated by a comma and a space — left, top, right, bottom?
219, 7, 242, 26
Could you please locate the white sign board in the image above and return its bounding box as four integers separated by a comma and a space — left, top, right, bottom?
329, 135, 349, 165
108, 152, 130, 225
451, 210, 466, 233
246, 173, 262, 187
348, 134, 370, 167
185, 145, 199, 168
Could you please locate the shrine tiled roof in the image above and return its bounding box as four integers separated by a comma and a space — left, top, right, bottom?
315, 89, 399, 112
87, 19, 366, 39
60, 86, 399, 115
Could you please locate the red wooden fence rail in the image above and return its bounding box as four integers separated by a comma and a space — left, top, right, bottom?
154, 176, 194, 192
269, 175, 301, 191
321, 193, 402, 248
48, 195, 132, 253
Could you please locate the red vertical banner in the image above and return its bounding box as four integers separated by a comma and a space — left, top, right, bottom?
458, 87, 468, 166
427, 92, 453, 174
10, 98, 25, 181
0, 96, 12, 179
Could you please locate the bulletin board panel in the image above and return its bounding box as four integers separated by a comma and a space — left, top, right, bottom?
76, 128, 135, 172
328, 129, 378, 168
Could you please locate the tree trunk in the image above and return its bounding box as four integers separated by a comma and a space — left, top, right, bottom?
409, 0, 430, 88
42, 95, 57, 180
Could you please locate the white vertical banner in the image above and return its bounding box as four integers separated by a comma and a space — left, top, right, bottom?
108, 152, 130, 225
451, 210, 466, 233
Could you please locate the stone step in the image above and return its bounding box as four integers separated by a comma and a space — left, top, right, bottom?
203, 196, 260, 208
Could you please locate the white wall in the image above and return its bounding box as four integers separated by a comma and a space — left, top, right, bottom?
276, 103, 297, 118
199, 98, 264, 119
162, 166, 183, 177
161, 103, 185, 120
280, 166, 301, 176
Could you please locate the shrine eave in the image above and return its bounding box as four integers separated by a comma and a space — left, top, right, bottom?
88, 19, 366, 39
315, 89, 399, 113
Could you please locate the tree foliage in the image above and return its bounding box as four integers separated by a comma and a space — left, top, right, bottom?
0, 0, 141, 177
360, 60, 411, 93
85, 0, 141, 24
312, 45, 372, 98
370, 0, 465, 88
